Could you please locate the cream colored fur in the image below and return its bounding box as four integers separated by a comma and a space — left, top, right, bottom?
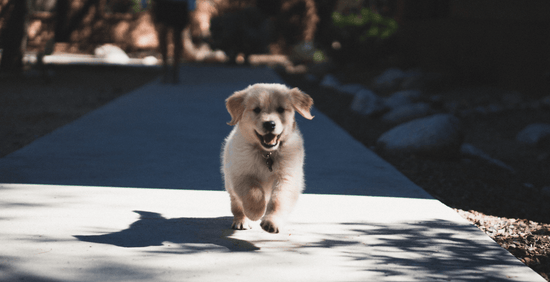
222, 83, 314, 233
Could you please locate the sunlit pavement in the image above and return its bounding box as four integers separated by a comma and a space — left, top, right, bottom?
0, 65, 544, 281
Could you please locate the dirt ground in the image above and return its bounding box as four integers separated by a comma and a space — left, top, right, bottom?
1, 62, 549, 280
0, 64, 161, 157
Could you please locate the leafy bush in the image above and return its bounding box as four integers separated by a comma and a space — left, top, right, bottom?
105, 0, 151, 14
332, 8, 398, 41
327, 7, 399, 66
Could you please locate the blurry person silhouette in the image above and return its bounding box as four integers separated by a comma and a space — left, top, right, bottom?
152, 0, 195, 83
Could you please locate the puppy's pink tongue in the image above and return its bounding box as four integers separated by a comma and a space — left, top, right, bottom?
264, 134, 277, 145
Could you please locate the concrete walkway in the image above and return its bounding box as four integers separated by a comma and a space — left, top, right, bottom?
0, 65, 544, 281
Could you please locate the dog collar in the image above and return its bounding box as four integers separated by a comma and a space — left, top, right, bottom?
262, 152, 274, 172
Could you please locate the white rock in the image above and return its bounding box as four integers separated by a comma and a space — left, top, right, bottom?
374, 68, 405, 91
381, 102, 433, 124
142, 56, 158, 66
384, 90, 422, 110
212, 50, 228, 62
320, 74, 340, 89
337, 83, 365, 95
350, 89, 386, 116
94, 44, 130, 64
305, 74, 318, 82
460, 143, 515, 173
516, 123, 550, 146
376, 114, 463, 158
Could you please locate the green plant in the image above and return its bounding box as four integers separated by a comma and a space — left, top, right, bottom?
130, 0, 151, 13
332, 8, 398, 41
313, 50, 326, 63
105, 0, 150, 14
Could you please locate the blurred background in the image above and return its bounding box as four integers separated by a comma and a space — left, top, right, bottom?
0, 0, 548, 94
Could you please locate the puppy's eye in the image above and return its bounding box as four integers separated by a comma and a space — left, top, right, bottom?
253, 107, 261, 114
277, 107, 285, 113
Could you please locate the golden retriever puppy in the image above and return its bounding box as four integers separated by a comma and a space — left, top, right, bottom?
222, 83, 314, 233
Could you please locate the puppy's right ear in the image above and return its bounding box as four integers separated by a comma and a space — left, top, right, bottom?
226, 89, 247, 126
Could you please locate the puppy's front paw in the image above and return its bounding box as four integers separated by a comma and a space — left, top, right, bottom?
243, 187, 266, 221
260, 219, 280, 233
231, 219, 251, 230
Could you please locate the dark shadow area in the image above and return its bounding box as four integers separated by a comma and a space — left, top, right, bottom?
74, 210, 259, 252
297, 220, 529, 281
0, 254, 160, 282
0, 264, 62, 282
279, 69, 550, 224
364, 222, 522, 281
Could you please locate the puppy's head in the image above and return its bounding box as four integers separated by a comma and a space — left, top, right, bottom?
226, 83, 314, 151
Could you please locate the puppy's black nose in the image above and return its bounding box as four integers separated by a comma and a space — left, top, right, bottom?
263, 121, 276, 132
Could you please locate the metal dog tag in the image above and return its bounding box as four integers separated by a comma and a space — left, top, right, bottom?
266, 158, 273, 172
263, 152, 274, 172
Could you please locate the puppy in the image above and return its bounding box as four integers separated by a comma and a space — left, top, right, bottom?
222, 83, 314, 233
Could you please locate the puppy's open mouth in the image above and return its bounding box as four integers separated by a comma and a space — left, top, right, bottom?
255, 131, 281, 149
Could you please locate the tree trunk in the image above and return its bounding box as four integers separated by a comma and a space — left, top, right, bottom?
0, 0, 29, 74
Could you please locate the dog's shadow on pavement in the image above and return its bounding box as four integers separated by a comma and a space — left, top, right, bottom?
74, 210, 259, 252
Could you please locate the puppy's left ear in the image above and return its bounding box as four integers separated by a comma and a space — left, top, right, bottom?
226, 89, 247, 126
290, 88, 314, 120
